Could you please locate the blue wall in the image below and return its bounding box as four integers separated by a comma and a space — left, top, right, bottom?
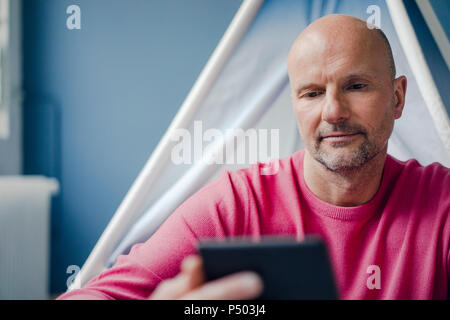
430, 0, 450, 39
22, 0, 242, 294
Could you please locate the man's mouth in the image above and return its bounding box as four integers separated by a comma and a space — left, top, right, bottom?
320, 132, 362, 142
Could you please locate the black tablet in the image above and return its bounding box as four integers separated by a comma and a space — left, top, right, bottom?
197, 235, 339, 300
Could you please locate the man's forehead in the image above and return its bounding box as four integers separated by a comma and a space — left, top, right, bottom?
288, 39, 387, 86
288, 48, 379, 86
289, 29, 372, 66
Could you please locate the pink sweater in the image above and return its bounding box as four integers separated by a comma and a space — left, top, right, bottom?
58, 150, 450, 300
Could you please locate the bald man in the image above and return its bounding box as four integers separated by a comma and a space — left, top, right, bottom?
58, 15, 449, 300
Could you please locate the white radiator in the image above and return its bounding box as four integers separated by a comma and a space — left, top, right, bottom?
0, 176, 58, 299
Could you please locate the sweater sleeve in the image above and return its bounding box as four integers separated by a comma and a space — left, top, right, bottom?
57, 169, 249, 300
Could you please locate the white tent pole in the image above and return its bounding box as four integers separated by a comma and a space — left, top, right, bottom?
72, 0, 264, 290
415, 0, 450, 69
386, 0, 450, 155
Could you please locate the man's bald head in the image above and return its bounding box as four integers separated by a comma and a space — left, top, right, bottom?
288, 14, 396, 80
374, 28, 396, 79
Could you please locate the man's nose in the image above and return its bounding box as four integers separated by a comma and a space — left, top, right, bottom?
321, 89, 350, 123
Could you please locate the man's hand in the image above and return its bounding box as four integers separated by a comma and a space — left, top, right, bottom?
149, 255, 263, 300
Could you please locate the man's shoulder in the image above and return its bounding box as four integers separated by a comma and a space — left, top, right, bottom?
386, 154, 449, 189
387, 153, 449, 173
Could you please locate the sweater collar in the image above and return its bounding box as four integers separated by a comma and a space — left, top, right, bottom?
292, 149, 393, 221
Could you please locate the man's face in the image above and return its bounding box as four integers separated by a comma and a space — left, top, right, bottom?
288, 28, 404, 172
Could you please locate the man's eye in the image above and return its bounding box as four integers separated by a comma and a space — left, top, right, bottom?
304, 91, 322, 98
348, 83, 366, 90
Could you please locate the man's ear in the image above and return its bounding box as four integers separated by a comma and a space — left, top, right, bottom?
393, 75, 407, 119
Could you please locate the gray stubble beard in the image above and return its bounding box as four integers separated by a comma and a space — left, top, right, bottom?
313, 134, 382, 173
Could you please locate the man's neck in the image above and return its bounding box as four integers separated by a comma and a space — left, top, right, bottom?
303, 149, 387, 207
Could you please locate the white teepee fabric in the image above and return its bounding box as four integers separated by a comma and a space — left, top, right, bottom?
71, 0, 449, 289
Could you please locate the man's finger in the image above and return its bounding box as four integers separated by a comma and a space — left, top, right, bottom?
180, 271, 263, 300
150, 273, 190, 300
150, 255, 205, 300
181, 255, 205, 290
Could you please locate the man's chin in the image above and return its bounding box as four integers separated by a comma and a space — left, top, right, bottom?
319, 144, 360, 159
315, 147, 369, 172
319, 158, 361, 172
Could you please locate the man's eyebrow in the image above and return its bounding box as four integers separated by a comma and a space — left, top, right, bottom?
295, 82, 322, 94
294, 72, 376, 93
